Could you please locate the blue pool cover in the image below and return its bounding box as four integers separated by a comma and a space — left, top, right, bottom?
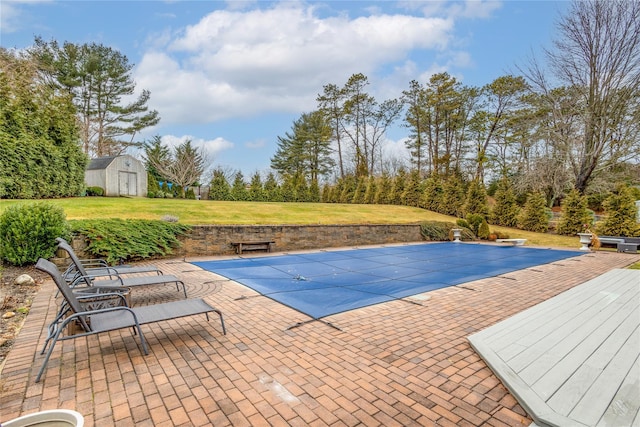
192, 242, 584, 319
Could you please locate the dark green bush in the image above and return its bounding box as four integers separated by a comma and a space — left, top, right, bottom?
0, 202, 69, 265
597, 185, 639, 237
69, 219, 191, 264
465, 213, 485, 236
518, 192, 549, 233
477, 220, 491, 240
556, 189, 591, 235
85, 186, 104, 196
420, 221, 474, 241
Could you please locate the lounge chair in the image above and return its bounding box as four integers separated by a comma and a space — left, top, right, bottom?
55, 238, 163, 284
34, 258, 226, 383
56, 238, 188, 298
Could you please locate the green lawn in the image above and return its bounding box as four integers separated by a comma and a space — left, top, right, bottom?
0, 197, 590, 249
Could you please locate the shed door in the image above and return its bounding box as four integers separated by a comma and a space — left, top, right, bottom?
118, 171, 137, 196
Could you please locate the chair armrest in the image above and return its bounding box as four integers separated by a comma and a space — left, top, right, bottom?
70, 273, 125, 288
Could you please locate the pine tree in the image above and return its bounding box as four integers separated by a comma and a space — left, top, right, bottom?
308, 178, 321, 202
374, 174, 393, 204
442, 175, 466, 217
280, 174, 297, 202
420, 175, 445, 213
490, 178, 520, 227
598, 185, 639, 236
463, 179, 490, 218
390, 169, 407, 205
363, 176, 377, 204
352, 176, 367, 204
402, 170, 423, 207
339, 175, 357, 204
209, 170, 231, 200
556, 188, 591, 235
264, 172, 282, 202
230, 171, 248, 201
518, 192, 549, 232
248, 172, 266, 202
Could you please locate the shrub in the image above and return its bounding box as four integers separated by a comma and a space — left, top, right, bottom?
85, 186, 104, 196
465, 213, 485, 236
70, 219, 191, 264
463, 179, 489, 218
518, 192, 549, 232
477, 220, 491, 240
0, 202, 69, 265
556, 189, 591, 235
420, 221, 474, 241
597, 185, 639, 237
490, 178, 520, 227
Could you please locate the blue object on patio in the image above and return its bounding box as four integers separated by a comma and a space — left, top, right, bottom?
193, 242, 584, 320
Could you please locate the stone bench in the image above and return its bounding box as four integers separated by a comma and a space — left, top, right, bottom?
496, 238, 527, 246
231, 240, 275, 254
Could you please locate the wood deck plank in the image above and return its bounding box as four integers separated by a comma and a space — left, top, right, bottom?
532, 293, 639, 403
520, 285, 639, 386
570, 326, 639, 425
482, 273, 623, 350
468, 268, 640, 427
597, 356, 640, 427
504, 274, 630, 370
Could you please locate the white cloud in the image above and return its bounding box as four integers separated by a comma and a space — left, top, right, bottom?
1, 0, 52, 33
160, 134, 234, 161
135, 2, 457, 126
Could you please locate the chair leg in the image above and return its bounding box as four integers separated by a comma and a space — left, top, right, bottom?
36, 328, 64, 383
178, 280, 187, 298
215, 309, 226, 335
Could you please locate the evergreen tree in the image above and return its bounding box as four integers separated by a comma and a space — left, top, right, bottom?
293, 173, 309, 202
352, 176, 367, 204
490, 178, 520, 227
598, 185, 639, 236
442, 175, 466, 217
30, 37, 160, 156
374, 174, 393, 204
556, 188, 591, 235
518, 192, 549, 232
363, 176, 377, 204
402, 170, 423, 207
463, 179, 490, 218
209, 169, 231, 200
0, 49, 87, 199
248, 172, 266, 201
270, 111, 334, 182
339, 175, 357, 204
420, 175, 445, 213
280, 174, 297, 202
321, 183, 332, 203
264, 172, 281, 202
308, 178, 321, 202
230, 171, 248, 201
390, 169, 407, 205
478, 219, 491, 239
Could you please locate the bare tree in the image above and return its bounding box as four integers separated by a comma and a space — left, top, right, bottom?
146, 139, 206, 194
525, 0, 640, 193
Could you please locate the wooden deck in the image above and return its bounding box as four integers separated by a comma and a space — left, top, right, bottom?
469, 268, 640, 427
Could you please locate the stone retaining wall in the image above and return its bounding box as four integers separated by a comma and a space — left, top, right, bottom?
179, 224, 424, 256
61, 224, 425, 261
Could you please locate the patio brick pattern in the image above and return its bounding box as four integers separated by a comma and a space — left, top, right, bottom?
1, 245, 638, 426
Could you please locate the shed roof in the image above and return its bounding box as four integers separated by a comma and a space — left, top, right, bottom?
86, 156, 118, 171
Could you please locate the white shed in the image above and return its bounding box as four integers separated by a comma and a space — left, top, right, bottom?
85, 155, 147, 197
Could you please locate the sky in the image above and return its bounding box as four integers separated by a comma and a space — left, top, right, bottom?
1, 0, 569, 178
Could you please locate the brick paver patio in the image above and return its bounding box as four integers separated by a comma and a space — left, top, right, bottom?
1, 244, 638, 426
